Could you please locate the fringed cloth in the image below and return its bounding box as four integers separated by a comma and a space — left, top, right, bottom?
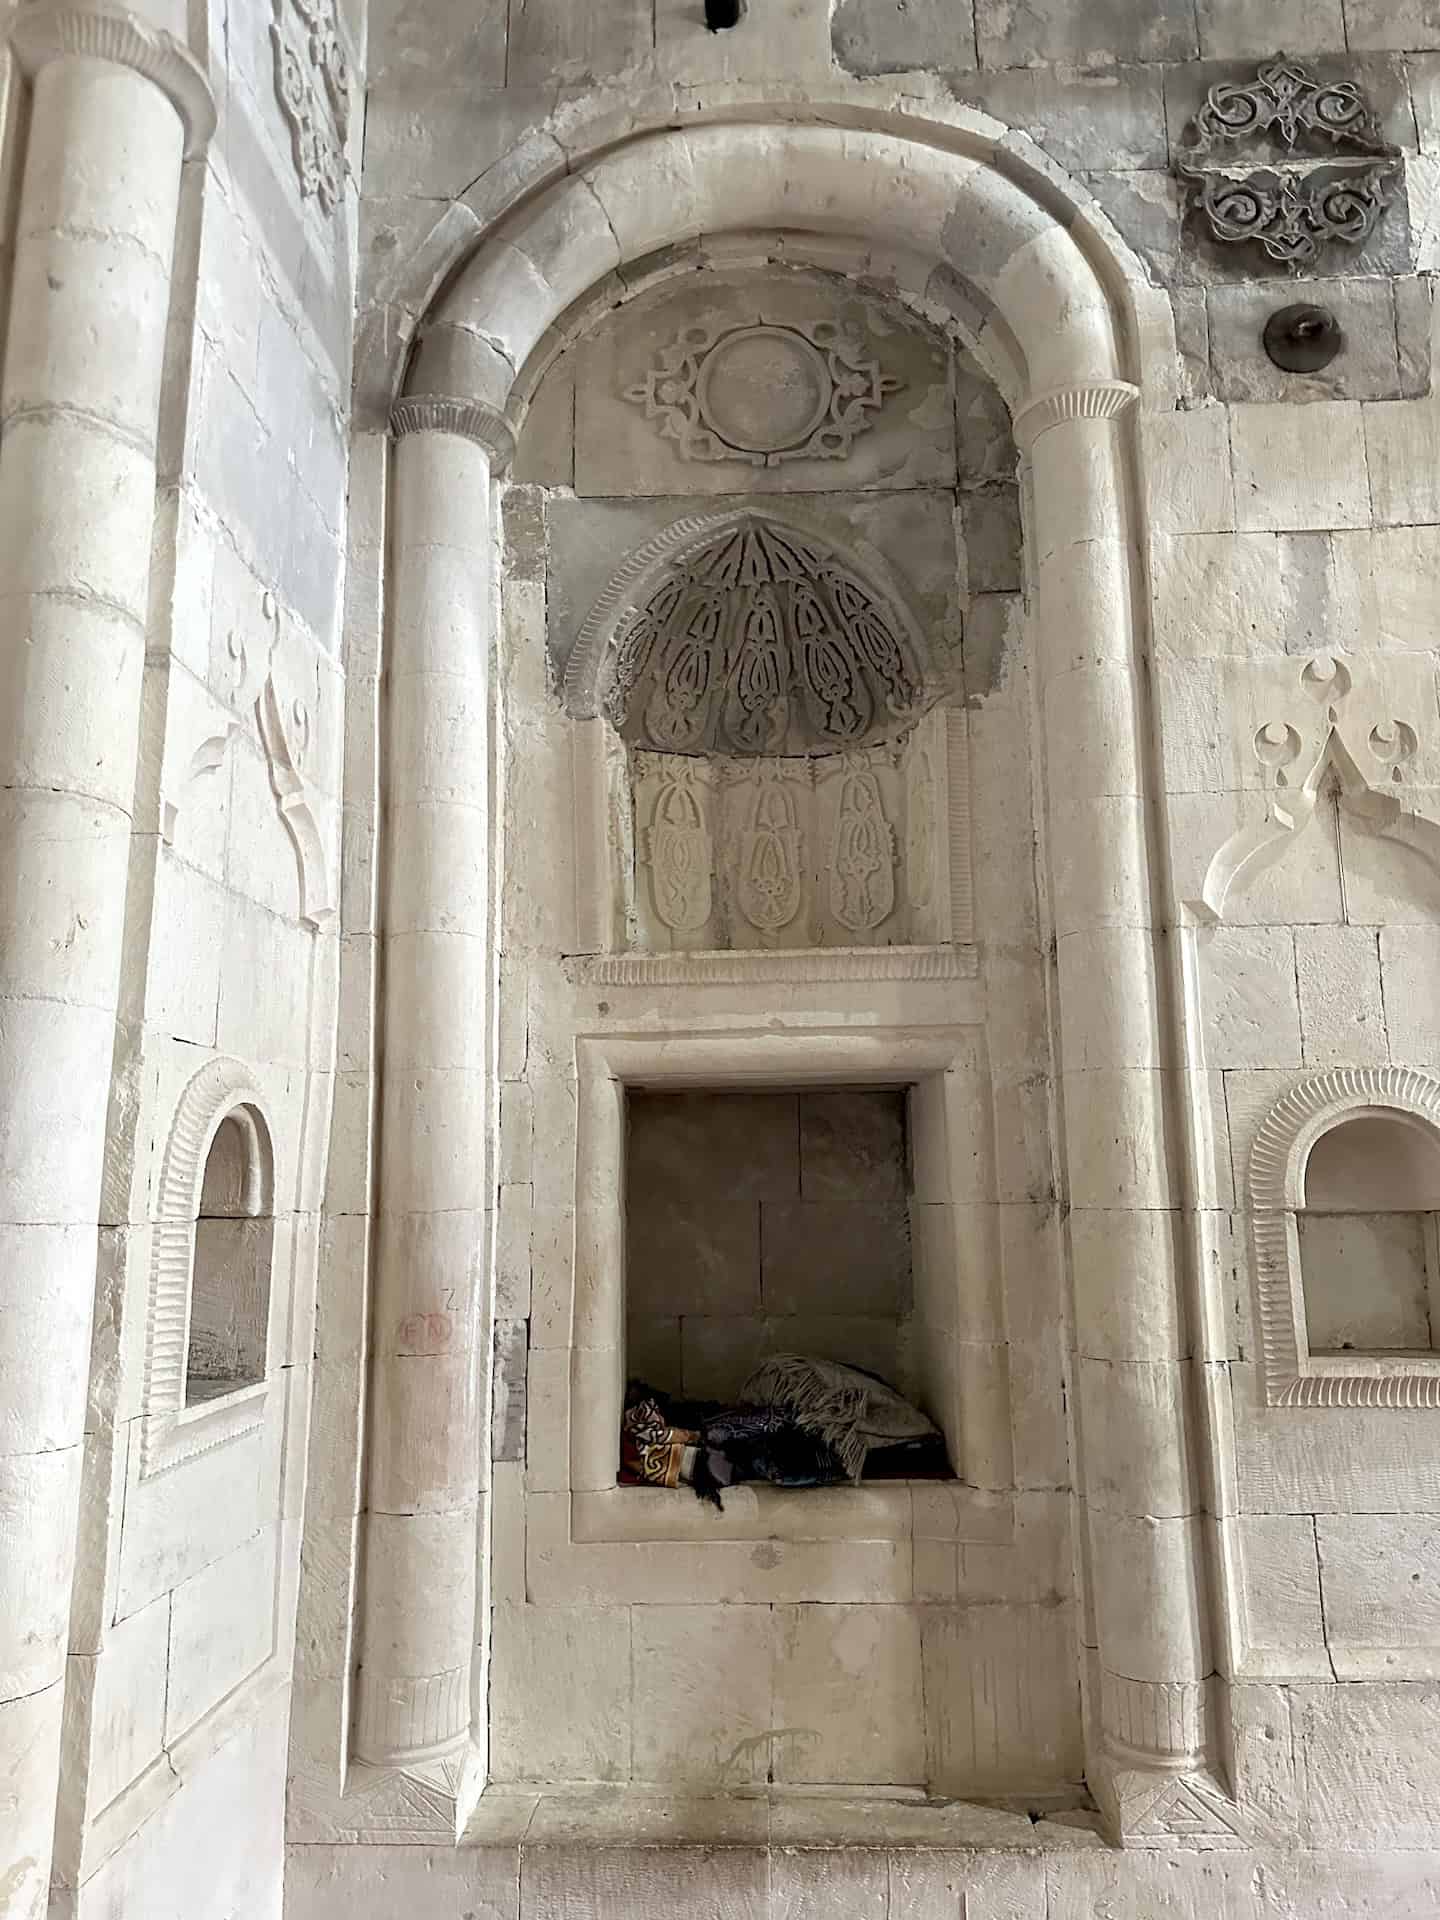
740, 1354, 939, 1482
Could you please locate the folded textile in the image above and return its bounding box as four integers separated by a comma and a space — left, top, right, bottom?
620, 1361, 944, 1509
740, 1354, 939, 1482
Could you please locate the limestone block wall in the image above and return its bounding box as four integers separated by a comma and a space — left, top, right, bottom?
414, 248, 1087, 1810
258, 0, 1440, 1908
0, 0, 360, 1909
625, 1087, 916, 1403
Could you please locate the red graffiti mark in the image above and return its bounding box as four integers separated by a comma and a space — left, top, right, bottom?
397, 1311, 454, 1350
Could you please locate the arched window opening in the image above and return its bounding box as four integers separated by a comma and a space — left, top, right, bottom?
185, 1106, 274, 1404
1298, 1112, 1440, 1356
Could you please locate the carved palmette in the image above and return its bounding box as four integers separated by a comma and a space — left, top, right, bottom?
829, 765, 895, 932
722, 588, 789, 753
737, 772, 804, 932
645, 773, 713, 932
605, 515, 923, 756
644, 591, 724, 751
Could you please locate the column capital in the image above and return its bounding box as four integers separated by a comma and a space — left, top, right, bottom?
390, 395, 515, 473
1013, 378, 1139, 452
6, 5, 215, 156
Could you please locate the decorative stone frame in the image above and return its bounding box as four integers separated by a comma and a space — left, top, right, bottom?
566, 1024, 1007, 1552
1248, 1066, 1440, 1407
141, 1055, 277, 1474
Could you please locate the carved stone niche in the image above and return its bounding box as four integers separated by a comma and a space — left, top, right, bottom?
565, 510, 972, 958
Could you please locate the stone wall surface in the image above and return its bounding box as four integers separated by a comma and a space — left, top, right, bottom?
315, 0, 1440, 1904
0, 0, 358, 1908
7, 0, 1440, 1912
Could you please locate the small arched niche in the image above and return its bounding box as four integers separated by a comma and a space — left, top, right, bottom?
1298, 1112, 1440, 1356
185, 1105, 275, 1404
1249, 1068, 1440, 1405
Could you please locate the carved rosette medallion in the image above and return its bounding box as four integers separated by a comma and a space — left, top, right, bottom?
738, 772, 803, 932
1175, 57, 1401, 271
645, 770, 713, 932
624, 319, 901, 467
271, 0, 351, 214
830, 764, 895, 932
604, 516, 926, 757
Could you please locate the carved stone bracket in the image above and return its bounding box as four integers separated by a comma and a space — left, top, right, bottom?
1197, 652, 1440, 922
623, 317, 901, 467
1099, 1764, 1257, 1850
256, 673, 334, 929
270, 0, 350, 214
390, 395, 516, 472
7, 4, 216, 155
1012, 380, 1138, 451
1175, 57, 1402, 271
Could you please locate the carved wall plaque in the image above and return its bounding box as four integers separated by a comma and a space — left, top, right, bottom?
737, 770, 803, 932
1175, 58, 1401, 271
270, 0, 351, 215
624, 319, 901, 466
829, 763, 895, 932
644, 767, 713, 932
603, 515, 926, 757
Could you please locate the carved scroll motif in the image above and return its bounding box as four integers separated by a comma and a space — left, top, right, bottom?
644, 770, 713, 932
624, 319, 901, 467
271, 0, 351, 214
1174, 57, 1401, 270
605, 516, 925, 757
830, 764, 895, 932
738, 772, 803, 933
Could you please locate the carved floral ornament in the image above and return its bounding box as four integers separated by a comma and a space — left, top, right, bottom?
1197, 652, 1440, 922
270, 0, 351, 214
576, 513, 932, 758
1175, 57, 1402, 270
624, 318, 901, 467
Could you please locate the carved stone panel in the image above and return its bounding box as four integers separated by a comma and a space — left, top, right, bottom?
572, 266, 956, 496
596, 513, 930, 757
623, 319, 901, 468
628, 707, 969, 954
1175, 58, 1402, 273
271, 0, 351, 214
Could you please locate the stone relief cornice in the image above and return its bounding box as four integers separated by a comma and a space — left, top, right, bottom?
1012, 380, 1138, 450
6, 4, 215, 155
390, 395, 516, 470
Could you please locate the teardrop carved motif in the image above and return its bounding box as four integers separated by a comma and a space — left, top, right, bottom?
830, 765, 895, 931
645, 772, 713, 931
604, 516, 925, 756
738, 773, 803, 932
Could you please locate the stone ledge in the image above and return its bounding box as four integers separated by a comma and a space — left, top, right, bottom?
566, 944, 981, 987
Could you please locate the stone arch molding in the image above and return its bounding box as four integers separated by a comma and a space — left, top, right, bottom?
354, 104, 1227, 1843
1248, 1065, 1440, 1408
564, 507, 942, 755
141, 1056, 276, 1475
398, 118, 1146, 435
